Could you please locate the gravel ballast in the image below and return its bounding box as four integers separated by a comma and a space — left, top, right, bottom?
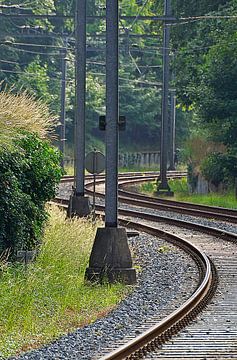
10, 232, 198, 360
15, 180, 236, 360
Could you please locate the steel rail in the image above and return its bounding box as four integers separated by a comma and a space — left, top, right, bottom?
51, 197, 215, 360
118, 177, 237, 216
53, 195, 237, 244
82, 175, 237, 223
54, 173, 237, 359
60, 170, 186, 183
59, 172, 237, 222
99, 223, 212, 360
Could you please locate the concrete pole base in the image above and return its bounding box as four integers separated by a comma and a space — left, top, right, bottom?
85, 227, 137, 284
156, 190, 174, 196
157, 179, 174, 197
67, 194, 91, 217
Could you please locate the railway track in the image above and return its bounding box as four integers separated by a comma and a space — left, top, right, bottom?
54, 172, 237, 359
84, 175, 237, 224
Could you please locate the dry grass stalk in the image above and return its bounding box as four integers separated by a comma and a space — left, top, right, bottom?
0, 88, 57, 146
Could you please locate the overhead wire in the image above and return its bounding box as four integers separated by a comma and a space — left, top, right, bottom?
130, 0, 151, 30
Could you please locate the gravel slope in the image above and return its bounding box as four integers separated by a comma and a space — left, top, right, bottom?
10, 233, 198, 360
10, 181, 236, 359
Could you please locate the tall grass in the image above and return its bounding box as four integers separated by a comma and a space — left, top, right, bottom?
175, 190, 237, 209
0, 206, 127, 357
0, 89, 56, 148
139, 178, 237, 209
139, 181, 156, 194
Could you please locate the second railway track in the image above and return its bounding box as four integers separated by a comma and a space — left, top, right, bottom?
53, 172, 237, 359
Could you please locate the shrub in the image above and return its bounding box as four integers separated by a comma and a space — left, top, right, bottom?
201, 152, 237, 187
0, 133, 63, 256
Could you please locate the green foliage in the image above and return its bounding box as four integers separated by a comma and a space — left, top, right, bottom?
200, 152, 237, 186
175, 189, 237, 209
139, 181, 156, 194
17, 133, 63, 203
168, 177, 189, 194
3, 0, 237, 155
0, 207, 128, 357
187, 163, 198, 193
0, 133, 63, 256
16, 58, 52, 102
158, 245, 171, 253
173, 0, 237, 154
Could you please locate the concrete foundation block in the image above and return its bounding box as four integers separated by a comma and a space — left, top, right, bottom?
85, 227, 137, 284
156, 190, 174, 197
67, 195, 91, 217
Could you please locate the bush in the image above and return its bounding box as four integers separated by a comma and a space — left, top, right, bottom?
201, 152, 237, 187
0, 133, 63, 256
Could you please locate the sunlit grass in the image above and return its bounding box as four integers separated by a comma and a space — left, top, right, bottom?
174, 190, 237, 209
119, 166, 159, 173
0, 206, 128, 357
0, 89, 56, 148
64, 165, 74, 175
139, 178, 237, 209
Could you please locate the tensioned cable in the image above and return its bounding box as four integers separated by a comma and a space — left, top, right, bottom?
130, 0, 151, 30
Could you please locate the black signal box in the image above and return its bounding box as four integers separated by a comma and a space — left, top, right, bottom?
99, 115, 126, 131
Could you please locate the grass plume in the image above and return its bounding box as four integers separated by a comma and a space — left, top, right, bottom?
0, 88, 57, 148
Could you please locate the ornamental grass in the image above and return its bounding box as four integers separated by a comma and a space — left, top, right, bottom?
0, 87, 57, 147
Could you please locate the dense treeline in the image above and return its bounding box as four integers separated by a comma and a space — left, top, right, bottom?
0, 0, 189, 152
0, 0, 236, 183
172, 0, 237, 184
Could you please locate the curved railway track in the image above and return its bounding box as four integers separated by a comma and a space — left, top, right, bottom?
84, 175, 237, 224
54, 172, 237, 359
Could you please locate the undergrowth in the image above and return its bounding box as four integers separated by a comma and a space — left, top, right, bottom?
0, 206, 128, 357
139, 178, 237, 209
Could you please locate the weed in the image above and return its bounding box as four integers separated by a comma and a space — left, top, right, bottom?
0, 206, 128, 357
158, 245, 171, 253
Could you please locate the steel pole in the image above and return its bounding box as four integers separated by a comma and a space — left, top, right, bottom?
59, 40, 67, 168
159, 0, 171, 191
85, 0, 136, 284
105, 0, 119, 227
169, 89, 176, 170
75, 0, 86, 196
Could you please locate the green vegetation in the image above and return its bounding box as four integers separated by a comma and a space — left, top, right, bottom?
0, 206, 128, 358
169, 1, 237, 182
176, 191, 237, 209
0, 89, 55, 148
119, 165, 160, 173
139, 181, 156, 194
0, 0, 191, 152
158, 245, 171, 253
1, 0, 237, 171
200, 153, 237, 187
139, 178, 237, 209
0, 91, 63, 257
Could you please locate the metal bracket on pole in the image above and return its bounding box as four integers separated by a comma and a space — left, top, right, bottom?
99, 115, 126, 131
